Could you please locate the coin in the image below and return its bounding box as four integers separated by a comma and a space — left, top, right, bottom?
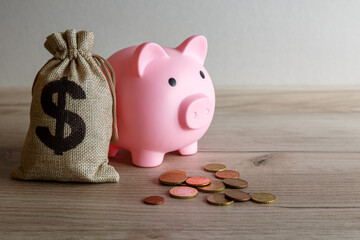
251, 193, 276, 204
169, 186, 198, 199
223, 178, 248, 189
198, 180, 225, 193
215, 170, 240, 179
144, 196, 165, 205
224, 189, 251, 202
206, 193, 234, 206
186, 177, 211, 187
204, 163, 226, 172
158, 170, 187, 185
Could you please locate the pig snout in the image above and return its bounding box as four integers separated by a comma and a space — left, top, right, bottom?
179, 94, 214, 130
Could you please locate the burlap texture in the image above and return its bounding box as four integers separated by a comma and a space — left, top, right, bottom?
11, 29, 119, 182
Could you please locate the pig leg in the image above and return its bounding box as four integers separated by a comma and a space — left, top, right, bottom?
131, 150, 164, 167
108, 144, 119, 157
178, 141, 198, 155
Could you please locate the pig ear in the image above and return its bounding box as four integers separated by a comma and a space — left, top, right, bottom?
176, 35, 208, 65
133, 42, 168, 76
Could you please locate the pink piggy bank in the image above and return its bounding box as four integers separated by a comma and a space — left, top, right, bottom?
107, 35, 215, 167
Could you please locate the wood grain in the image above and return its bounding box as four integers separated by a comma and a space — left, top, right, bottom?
0, 87, 359, 240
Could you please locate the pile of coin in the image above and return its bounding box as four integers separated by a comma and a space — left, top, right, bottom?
143, 163, 276, 206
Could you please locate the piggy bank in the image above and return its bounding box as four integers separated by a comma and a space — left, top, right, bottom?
107, 35, 215, 167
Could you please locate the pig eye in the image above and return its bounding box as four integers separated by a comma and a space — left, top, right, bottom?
200, 70, 205, 79
168, 78, 176, 87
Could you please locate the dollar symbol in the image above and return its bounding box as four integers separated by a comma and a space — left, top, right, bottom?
36, 77, 86, 155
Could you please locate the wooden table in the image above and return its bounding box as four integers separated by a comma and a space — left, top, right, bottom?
1, 87, 359, 239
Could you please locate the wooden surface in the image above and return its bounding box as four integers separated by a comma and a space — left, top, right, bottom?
1, 87, 360, 240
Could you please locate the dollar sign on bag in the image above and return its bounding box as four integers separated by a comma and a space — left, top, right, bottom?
36, 77, 86, 155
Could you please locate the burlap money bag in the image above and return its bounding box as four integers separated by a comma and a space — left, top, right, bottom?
11, 29, 119, 182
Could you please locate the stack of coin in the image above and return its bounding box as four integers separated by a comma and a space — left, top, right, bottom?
204, 163, 246, 205
203, 163, 276, 206
144, 163, 276, 206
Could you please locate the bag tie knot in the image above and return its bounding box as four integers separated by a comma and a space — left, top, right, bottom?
68, 49, 78, 60
54, 49, 91, 60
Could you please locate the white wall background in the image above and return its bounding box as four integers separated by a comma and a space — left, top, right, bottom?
1, 0, 360, 87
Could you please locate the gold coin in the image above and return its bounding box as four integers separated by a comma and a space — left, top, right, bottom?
206, 193, 234, 206
224, 189, 251, 202
215, 170, 240, 179
251, 193, 276, 204
169, 186, 198, 199
186, 177, 211, 187
198, 180, 225, 193
223, 178, 248, 189
158, 170, 187, 185
204, 163, 227, 172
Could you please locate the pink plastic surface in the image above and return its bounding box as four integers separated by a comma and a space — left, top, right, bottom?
108, 35, 215, 167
